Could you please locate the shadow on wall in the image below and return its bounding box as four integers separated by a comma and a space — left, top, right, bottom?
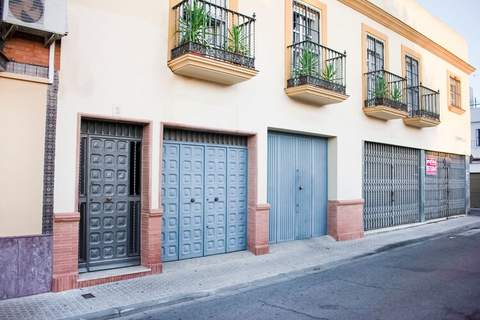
0, 235, 52, 300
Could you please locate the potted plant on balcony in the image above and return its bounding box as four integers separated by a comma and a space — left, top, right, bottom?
373, 76, 387, 105
179, 0, 210, 54
228, 25, 248, 56
319, 63, 338, 91
295, 49, 318, 81
391, 84, 402, 102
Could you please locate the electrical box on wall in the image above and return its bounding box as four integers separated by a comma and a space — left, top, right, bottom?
1, 0, 67, 37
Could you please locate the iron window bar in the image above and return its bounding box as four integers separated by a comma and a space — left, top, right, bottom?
364, 69, 408, 112
407, 84, 440, 120
287, 40, 347, 95
171, 0, 256, 69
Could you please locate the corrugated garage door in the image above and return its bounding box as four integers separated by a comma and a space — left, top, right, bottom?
470, 173, 480, 208
363, 142, 421, 231
161, 129, 248, 261
425, 152, 466, 219
268, 132, 328, 243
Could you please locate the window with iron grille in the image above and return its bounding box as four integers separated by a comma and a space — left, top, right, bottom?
293, 1, 321, 44
449, 76, 461, 108
179, 0, 228, 50
366, 35, 384, 72
405, 55, 420, 111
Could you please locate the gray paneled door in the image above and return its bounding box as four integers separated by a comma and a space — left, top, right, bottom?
268, 132, 328, 244
79, 120, 142, 273
161, 130, 248, 262
363, 142, 421, 231
425, 152, 466, 219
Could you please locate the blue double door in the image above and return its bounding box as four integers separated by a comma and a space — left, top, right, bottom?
162, 142, 248, 261
268, 132, 328, 243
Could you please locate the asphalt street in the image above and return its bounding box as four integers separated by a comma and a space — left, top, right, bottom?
122, 227, 480, 320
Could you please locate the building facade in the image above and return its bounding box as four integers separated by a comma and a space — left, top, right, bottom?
0, 0, 65, 299
470, 89, 480, 207
0, 0, 475, 298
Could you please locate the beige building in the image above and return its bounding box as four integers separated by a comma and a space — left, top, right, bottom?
0, 0, 475, 297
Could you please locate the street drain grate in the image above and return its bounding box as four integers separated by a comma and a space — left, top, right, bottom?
81, 293, 96, 299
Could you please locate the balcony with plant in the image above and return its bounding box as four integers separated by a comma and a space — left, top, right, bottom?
363, 70, 409, 120
285, 40, 348, 106
403, 85, 441, 128
168, 0, 257, 85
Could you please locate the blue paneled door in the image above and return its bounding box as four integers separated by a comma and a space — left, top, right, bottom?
268, 132, 328, 244
161, 142, 248, 261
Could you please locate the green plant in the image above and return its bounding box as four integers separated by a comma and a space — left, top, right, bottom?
374, 76, 387, 99
179, 0, 210, 45
391, 84, 402, 102
321, 63, 336, 82
228, 25, 248, 55
295, 49, 318, 77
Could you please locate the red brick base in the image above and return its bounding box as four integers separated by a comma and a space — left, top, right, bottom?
78, 269, 154, 288
248, 203, 270, 255
52, 213, 80, 292
328, 199, 365, 241
141, 209, 163, 274
52, 209, 163, 292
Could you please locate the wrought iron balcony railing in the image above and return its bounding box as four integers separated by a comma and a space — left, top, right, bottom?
364, 70, 408, 112
171, 0, 256, 69
408, 84, 440, 120
287, 40, 346, 95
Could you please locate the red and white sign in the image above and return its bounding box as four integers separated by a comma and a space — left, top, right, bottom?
426, 157, 437, 176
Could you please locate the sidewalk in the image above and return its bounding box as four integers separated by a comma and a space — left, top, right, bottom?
1, 215, 479, 320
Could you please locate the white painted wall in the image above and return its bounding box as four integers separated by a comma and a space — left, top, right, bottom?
54, 0, 472, 213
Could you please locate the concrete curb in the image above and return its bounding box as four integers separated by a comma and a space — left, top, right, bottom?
67, 221, 480, 320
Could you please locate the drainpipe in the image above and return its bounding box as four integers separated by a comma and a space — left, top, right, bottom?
48, 40, 55, 84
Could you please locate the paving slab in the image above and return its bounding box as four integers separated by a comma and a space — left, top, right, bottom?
1, 215, 479, 320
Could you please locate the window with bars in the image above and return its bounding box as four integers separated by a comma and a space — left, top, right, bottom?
366, 35, 384, 72
476, 129, 480, 147
449, 76, 461, 108
293, 1, 321, 44
405, 55, 420, 111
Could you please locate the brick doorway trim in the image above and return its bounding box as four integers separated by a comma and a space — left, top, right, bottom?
159, 122, 270, 258
52, 115, 161, 292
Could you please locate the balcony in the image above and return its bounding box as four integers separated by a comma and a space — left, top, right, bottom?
403, 85, 440, 128
363, 70, 408, 120
285, 41, 348, 105
167, 0, 257, 85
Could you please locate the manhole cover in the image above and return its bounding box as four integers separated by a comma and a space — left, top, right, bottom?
81, 293, 95, 299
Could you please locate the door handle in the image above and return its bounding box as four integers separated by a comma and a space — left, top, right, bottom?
214, 197, 219, 202
191, 198, 195, 203
106, 197, 113, 203
299, 186, 303, 191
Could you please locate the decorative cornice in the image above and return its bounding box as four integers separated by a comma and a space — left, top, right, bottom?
338, 0, 476, 74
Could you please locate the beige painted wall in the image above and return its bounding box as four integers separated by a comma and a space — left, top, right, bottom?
0, 77, 47, 236
54, 0, 472, 213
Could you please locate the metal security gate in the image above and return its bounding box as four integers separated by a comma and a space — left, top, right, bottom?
79, 120, 142, 272
267, 132, 328, 243
363, 142, 421, 231
471, 173, 480, 208
425, 152, 466, 219
161, 129, 248, 262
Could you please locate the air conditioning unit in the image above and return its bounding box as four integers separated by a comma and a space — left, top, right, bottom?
1, 0, 67, 36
